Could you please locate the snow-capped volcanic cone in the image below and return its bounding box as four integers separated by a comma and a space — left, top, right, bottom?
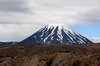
19, 24, 93, 45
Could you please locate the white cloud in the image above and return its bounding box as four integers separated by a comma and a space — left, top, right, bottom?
88, 37, 100, 43
0, 24, 42, 41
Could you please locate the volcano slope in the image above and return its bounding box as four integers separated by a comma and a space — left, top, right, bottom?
0, 44, 100, 66
19, 24, 93, 45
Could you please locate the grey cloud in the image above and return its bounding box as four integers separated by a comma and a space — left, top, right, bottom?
0, 0, 30, 13
77, 9, 100, 24
0, 0, 100, 41
35, 0, 100, 8
33, 0, 100, 25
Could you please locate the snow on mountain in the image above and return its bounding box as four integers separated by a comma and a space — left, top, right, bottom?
19, 24, 93, 45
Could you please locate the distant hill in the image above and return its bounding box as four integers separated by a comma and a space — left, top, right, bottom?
0, 42, 18, 46
0, 44, 99, 66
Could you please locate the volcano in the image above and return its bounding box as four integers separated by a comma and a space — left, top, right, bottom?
19, 24, 93, 45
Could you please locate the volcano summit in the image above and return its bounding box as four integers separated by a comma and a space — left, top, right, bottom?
19, 24, 93, 45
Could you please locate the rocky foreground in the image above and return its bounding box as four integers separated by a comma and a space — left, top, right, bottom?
0, 44, 100, 66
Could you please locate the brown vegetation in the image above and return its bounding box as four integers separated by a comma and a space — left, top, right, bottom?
0, 44, 100, 66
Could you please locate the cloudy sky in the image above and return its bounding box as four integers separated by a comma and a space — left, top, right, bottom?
0, 0, 100, 42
